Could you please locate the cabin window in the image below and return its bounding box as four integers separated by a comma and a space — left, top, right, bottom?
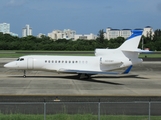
52, 60, 54, 63
62, 61, 64, 63
65, 61, 67, 63
58, 60, 60, 63
72, 61, 74, 63
55, 61, 57, 63
48, 60, 50, 63
45, 60, 47, 63
76, 61, 78, 63
69, 61, 71, 63
20, 58, 24, 61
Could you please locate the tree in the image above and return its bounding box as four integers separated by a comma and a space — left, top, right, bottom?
97, 29, 105, 43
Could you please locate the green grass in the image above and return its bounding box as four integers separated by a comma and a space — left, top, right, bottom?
0, 53, 25, 58
0, 53, 94, 58
0, 113, 161, 120
0, 50, 161, 58
0, 50, 93, 53
139, 53, 161, 58
0, 50, 94, 58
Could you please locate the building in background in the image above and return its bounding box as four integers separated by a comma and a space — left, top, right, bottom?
0, 23, 10, 34
48, 29, 76, 40
120, 29, 132, 38
104, 26, 154, 40
0, 23, 155, 39
63, 29, 76, 39
37, 33, 46, 38
143, 26, 154, 37
48, 30, 62, 40
47, 26, 153, 41
0, 22, 18, 36
74, 33, 97, 40
104, 27, 132, 40
22, 24, 32, 37
10, 32, 18, 37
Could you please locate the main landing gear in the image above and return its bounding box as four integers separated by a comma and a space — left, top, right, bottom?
78, 73, 91, 79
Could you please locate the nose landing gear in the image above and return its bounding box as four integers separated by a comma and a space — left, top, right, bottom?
23, 70, 26, 78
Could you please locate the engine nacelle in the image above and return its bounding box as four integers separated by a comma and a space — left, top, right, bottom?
100, 57, 122, 65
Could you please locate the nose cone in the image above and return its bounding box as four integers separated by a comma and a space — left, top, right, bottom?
4, 63, 9, 68
4, 62, 16, 68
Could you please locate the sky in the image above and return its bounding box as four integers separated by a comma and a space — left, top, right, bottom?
0, 0, 161, 37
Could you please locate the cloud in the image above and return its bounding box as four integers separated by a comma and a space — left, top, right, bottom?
6, 0, 26, 7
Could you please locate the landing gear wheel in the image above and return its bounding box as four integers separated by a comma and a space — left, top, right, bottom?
86, 74, 91, 79
78, 73, 91, 79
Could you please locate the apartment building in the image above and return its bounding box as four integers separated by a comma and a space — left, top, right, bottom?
74, 33, 97, 40
104, 26, 154, 40
48, 29, 76, 40
0, 23, 10, 34
0, 23, 18, 36
22, 24, 32, 37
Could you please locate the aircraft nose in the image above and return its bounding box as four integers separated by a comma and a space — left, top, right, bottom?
4, 62, 16, 68
4, 63, 11, 68
4, 63, 8, 68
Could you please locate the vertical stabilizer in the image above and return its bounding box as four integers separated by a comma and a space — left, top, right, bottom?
119, 30, 143, 50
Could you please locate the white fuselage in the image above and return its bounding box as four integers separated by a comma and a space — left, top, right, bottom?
5, 54, 137, 72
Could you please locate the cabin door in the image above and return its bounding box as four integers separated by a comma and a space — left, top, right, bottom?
27, 58, 33, 69
100, 57, 102, 64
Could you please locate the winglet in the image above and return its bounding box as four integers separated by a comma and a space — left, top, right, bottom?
122, 65, 133, 74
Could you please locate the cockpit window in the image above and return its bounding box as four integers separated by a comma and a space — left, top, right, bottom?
17, 58, 20, 61
20, 58, 24, 61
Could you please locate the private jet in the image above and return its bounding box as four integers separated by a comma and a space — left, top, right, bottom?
4, 30, 148, 79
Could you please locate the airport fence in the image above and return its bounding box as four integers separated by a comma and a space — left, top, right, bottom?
0, 101, 161, 120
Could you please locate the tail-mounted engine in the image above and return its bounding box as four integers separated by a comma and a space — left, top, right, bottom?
100, 57, 122, 65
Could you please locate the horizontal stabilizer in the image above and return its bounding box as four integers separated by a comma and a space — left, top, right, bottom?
122, 49, 153, 53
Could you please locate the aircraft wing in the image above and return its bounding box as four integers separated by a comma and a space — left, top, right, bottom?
58, 69, 119, 74
57, 65, 133, 75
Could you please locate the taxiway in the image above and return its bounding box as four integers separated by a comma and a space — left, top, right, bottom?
0, 58, 161, 96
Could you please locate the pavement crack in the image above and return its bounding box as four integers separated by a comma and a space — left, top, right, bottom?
21, 80, 32, 95
72, 80, 82, 94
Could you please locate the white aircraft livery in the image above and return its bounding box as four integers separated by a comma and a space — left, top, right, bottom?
4, 30, 148, 79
